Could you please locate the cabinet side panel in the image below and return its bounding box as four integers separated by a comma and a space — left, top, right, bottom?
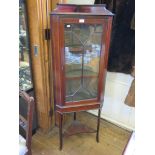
97, 18, 106, 104
100, 17, 113, 105
50, 15, 63, 106
105, 17, 113, 69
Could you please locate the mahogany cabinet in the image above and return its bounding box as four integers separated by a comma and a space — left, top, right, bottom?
50, 4, 113, 150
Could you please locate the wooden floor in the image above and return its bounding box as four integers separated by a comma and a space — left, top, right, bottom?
32, 112, 131, 155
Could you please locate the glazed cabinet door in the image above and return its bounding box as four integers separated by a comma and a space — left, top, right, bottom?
59, 18, 107, 106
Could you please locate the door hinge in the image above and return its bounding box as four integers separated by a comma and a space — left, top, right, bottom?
49, 108, 53, 117
45, 28, 50, 40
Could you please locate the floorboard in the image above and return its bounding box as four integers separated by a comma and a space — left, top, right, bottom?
32, 112, 131, 155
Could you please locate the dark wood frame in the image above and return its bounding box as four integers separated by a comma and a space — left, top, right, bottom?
50, 4, 113, 150
60, 18, 106, 106
19, 90, 35, 155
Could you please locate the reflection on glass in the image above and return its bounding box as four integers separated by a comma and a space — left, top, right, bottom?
19, 0, 33, 91
64, 24, 103, 102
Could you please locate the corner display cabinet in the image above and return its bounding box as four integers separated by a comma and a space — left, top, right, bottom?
50, 4, 113, 150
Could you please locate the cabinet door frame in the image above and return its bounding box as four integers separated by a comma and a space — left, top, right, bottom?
59, 17, 108, 106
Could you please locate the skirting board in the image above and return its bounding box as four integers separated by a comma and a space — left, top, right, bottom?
88, 110, 134, 131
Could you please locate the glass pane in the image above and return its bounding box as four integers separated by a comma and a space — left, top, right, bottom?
19, 0, 33, 91
73, 78, 98, 101
65, 78, 98, 102
73, 24, 90, 43
65, 45, 83, 78
65, 79, 81, 102
64, 23, 103, 102
83, 32, 102, 76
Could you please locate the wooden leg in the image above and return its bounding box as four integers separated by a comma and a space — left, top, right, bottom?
74, 112, 76, 120
55, 112, 57, 126
27, 150, 31, 155
96, 108, 101, 143
59, 113, 63, 150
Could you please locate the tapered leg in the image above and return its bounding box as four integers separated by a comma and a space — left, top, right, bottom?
74, 112, 76, 120
59, 113, 63, 150
27, 150, 31, 155
96, 108, 101, 143
55, 112, 57, 126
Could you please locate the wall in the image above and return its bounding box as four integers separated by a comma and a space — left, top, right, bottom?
89, 72, 135, 131
66, 0, 95, 4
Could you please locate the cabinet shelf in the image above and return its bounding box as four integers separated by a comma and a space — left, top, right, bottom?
64, 120, 96, 137
65, 75, 98, 80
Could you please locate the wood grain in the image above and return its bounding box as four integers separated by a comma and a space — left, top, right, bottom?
26, 0, 53, 132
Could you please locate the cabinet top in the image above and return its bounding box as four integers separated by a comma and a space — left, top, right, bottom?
50, 4, 114, 16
